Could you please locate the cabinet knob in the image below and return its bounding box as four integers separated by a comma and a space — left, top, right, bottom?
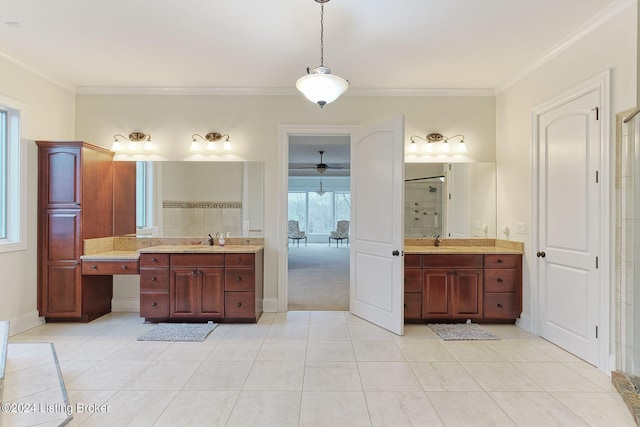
151, 277, 157, 281
91, 265, 97, 269
236, 302, 242, 307
497, 259, 504, 263
497, 303, 503, 308
497, 278, 503, 283
236, 277, 242, 282
151, 257, 157, 262
151, 302, 157, 307
121, 265, 128, 270
237, 257, 242, 262
192, 269, 197, 275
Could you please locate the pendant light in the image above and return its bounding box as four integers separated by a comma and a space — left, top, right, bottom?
296, 0, 349, 108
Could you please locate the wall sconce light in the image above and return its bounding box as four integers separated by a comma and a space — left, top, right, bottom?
409, 133, 467, 154
190, 132, 231, 152
111, 132, 154, 152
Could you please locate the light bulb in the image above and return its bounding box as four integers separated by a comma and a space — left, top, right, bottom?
440, 141, 450, 153
223, 139, 231, 151
111, 140, 122, 152
457, 141, 467, 153
190, 140, 201, 152
206, 141, 216, 151
409, 141, 417, 152
425, 142, 434, 153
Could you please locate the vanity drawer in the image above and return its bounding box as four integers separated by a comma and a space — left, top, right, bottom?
225, 268, 255, 291
483, 293, 519, 319
484, 254, 520, 269
405, 254, 421, 268
140, 253, 170, 268
224, 291, 256, 320
404, 292, 422, 320
140, 293, 169, 319
404, 268, 422, 293
225, 253, 255, 268
140, 269, 170, 292
171, 253, 224, 268
82, 260, 139, 275
484, 269, 518, 293
423, 254, 482, 269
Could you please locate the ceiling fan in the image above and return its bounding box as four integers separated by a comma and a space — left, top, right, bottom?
295, 150, 344, 174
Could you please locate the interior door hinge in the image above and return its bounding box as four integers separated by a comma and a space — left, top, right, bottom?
596, 256, 599, 269
596, 325, 598, 339
592, 106, 599, 120
448, 193, 452, 200
596, 170, 599, 183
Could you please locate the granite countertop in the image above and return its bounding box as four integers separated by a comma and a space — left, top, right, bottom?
80, 251, 140, 261
138, 244, 264, 254
404, 245, 523, 255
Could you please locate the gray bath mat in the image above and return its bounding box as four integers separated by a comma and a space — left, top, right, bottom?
428, 323, 499, 341
138, 322, 218, 342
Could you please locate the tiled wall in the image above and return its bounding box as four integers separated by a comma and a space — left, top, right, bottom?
161, 201, 242, 238
405, 181, 443, 238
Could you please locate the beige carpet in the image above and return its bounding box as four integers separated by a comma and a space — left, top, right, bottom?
288, 243, 349, 310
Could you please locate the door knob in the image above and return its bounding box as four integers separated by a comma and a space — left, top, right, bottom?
392, 250, 400, 256
536, 251, 546, 258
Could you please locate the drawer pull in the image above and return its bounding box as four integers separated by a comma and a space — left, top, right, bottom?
91, 265, 97, 269
121, 265, 128, 270
236, 302, 242, 307
497, 278, 503, 283
151, 277, 157, 281
497, 303, 503, 308
497, 259, 504, 263
236, 257, 242, 263
151, 258, 157, 262
151, 302, 157, 307
236, 277, 242, 282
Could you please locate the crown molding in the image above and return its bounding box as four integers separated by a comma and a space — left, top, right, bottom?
0, 48, 76, 93
495, 0, 635, 94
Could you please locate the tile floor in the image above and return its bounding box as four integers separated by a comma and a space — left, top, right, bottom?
6, 311, 636, 426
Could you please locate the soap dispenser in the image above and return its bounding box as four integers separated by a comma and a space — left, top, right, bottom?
218, 232, 225, 247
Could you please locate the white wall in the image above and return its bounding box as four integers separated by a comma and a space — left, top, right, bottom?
76, 94, 496, 309
0, 58, 75, 334
495, 2, 637, 340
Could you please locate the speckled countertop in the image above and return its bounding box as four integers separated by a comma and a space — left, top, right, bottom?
81, 251, 141, 260
404, 238, 524, 255
138, 244, 264, 254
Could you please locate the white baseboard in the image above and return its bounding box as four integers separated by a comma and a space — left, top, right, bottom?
112, 297, 140, 312
8, 310, 45, 336
262, 298, 279, 313
515, 313, 533, 334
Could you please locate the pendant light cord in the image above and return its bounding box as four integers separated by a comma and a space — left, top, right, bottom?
320, 3, 324, 66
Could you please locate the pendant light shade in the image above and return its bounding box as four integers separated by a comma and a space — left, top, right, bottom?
297, 0, 348, 108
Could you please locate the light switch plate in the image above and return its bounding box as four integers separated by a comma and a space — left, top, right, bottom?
516, 222, 527, 234
243, 221, 250, 230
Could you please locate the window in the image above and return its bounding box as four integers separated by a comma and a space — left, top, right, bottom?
0, 95, 26, 252
288, 191, 350, 236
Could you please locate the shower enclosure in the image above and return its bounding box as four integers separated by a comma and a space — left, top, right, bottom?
404, 176, 444, 238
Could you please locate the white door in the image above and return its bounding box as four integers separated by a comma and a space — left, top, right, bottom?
350, 116, 405, 335
537, 89, 601, 365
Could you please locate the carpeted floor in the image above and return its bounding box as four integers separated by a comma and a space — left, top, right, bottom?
288, 243, 350, 310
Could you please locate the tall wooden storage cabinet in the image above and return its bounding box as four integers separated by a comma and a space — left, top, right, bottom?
37, 141, 116, 321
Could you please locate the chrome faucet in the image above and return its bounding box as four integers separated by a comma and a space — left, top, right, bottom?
434, 234, 441, 247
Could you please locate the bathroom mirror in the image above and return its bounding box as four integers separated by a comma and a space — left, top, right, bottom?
126, 161, 264, 238
404, 162, 496, 238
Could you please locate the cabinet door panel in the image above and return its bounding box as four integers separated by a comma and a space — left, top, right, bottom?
224, 292, 255, 320
140, 269, 170, 292
44, 149, 81, 208
140, 293, 169, 319
484, 293, 518, 319
200, 268, 224, 318
46, 210, 81, 261
225, 253, 255, 268
404, 292, 422, 320
225, 268, 255, 291
484, 268, 517, 293
44, 264, 81, 316
404, 268, 422, 293
423, 269, 451, 318
452, 269, 483, 319
171, 268, 198, 317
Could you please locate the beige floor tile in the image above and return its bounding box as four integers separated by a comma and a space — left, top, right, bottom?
271, 311, 311, 324
220, 324, 269, 341
527, 340, 587, 363
66, 360, 149, 390
105, 340, 172, 361
80, 390, 177, 426
3, 363, 66, 402
226, 390, 301, 427
306, 340, 356, 362
461, 362, 543, 391
358, 361, 422, 391
205, 340, 262, 361
308, 323, 351, 340
481, 324, 539, 339
303, 361, 362, 391
66, 389, 117, 426
352, 340, 405, 361
265, 324, 309, 341
394, 323, 440, 340
563, 362, 618, 392
309, 311, 348, 324
427, 391, 516, 426
442, 341, 506, 362
154, 341, 217, 361
552, 392, 636, 427
243, 361, 305, 390
300, 391, 370, 427
256, 340, 307, 361
489, 391, 588, 427
183, 360, 252, 391
58, 359, 99, 384
152, 390, 239, 427
512, 362, 607, 392
365, 391, 444, 427
55, 340, 127, 361
485, 341, 557, 362
410, 361, 482, 392
348, 324, 394, 341
396, 341, 455, 362
124, 360, 200, 391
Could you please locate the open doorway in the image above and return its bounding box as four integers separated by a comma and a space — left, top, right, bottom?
287, 135, 351, 310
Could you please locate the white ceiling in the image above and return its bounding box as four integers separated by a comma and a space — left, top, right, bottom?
0, 0, 621, 93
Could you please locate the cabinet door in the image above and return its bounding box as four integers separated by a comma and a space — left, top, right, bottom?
170, 267, 199, 318
199, 267, 224, 319
43, 263, 81, 317
422, 269, 452, 319
40, 147, 82, 209
452, 269, 483, 320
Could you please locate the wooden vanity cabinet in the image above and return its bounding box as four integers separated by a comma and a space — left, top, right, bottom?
139, 254, 170, 320
170, 254, 224, 320
403, 255, 422, 320
37, 141, 115, 321
483, 254, 522, 320
422, 255, 483, 320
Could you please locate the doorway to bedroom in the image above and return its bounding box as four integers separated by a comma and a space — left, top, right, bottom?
287, 135, 351, 310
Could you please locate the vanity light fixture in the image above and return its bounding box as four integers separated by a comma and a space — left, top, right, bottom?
295, 0, 349, 108
409, 133, 467, 154
190, 132, 232, 152
111, 132, 154, 152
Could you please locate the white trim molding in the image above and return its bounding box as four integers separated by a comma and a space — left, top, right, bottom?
7, 310, 44, 336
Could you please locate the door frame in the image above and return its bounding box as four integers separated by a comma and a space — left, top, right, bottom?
530, 70, 611, 372
277, 124, 361, 312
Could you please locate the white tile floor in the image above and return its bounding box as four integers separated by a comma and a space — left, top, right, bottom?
6, 311, 636, 427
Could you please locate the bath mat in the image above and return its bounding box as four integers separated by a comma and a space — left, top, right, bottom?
138, 322, 218, 342
428, 323, 499, 341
